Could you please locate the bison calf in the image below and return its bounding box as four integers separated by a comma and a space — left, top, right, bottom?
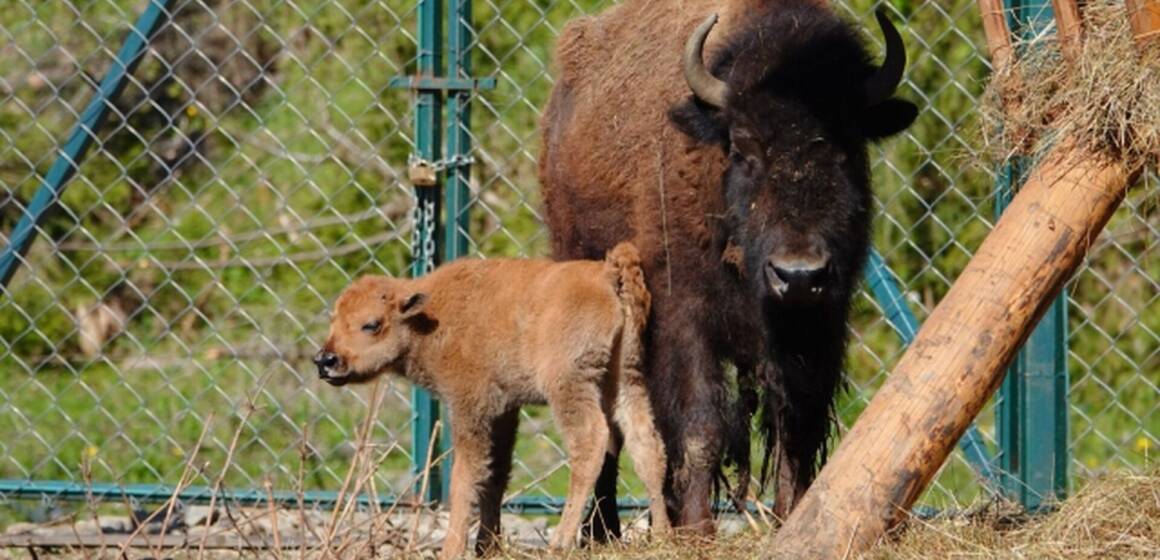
314, 243, 669, 558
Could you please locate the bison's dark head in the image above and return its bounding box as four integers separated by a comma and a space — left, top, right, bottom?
670, 7, 917, 307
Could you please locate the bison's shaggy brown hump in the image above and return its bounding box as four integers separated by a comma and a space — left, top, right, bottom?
541, 0, 739, 267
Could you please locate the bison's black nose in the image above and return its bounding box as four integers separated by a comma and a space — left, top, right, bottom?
313, 351, 339, 375
765, 259, 827, 304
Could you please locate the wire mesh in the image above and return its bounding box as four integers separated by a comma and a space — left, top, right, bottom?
0, 0, 1155, 524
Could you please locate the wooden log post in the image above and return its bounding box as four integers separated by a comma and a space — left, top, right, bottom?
1126, 0, 1160, 45
1053, 0, 1083, 59
767, 142, 1138, 560
978, 0, 1015, 71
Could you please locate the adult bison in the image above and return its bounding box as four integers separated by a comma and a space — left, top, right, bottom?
539, 0, 917, 535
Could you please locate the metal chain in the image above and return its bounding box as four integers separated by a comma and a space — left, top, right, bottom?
410, 196, 438, 275
407, 153, 475, 172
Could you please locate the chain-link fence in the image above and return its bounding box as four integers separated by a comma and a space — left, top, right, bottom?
0, 0, 1156, 524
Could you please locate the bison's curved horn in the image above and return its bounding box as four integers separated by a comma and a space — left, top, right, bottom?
863, 9, 906, 106
682, 13, 730, 108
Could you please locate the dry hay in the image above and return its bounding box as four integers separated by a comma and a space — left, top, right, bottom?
980, 1, 1160, 173
503, 469, 1160, 560
864, 469, 1160, 560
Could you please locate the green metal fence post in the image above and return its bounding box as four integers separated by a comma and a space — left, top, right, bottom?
409, 0, 445, 504
995, 0, 1070, 510
440, 0, 477, 501
389, 0, 495, 505
445, 0, 473, 261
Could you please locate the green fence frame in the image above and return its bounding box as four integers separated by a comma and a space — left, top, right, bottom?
0, 0, 173, 289
994, 0, 1070, 511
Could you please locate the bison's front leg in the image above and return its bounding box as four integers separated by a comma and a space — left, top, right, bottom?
651, 313, 724, 533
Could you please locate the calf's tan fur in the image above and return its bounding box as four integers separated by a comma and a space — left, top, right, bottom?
315, 243, 668, 558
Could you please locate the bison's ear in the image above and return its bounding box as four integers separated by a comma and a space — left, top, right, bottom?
398, 292, 428, 321
668, 97, 729, 149
859, 98, 918, 140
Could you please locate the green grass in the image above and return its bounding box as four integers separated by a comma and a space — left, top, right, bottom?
0, 0, 1155, 527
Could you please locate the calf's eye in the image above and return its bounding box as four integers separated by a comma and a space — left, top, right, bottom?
361, 320, 382, 334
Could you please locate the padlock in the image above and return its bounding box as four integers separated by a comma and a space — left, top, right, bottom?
409, 160, 437, 186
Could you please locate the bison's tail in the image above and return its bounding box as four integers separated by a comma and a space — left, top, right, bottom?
605, 242, 651, 335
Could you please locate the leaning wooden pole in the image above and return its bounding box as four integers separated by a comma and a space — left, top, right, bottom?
768, 4, 1154, 558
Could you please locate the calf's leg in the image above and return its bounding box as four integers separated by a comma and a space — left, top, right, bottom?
614, 370, 670, 532
475, 408, 520, 556
547, 377, 610, 549
441, 419, 488, 560
582, 431, 623, 544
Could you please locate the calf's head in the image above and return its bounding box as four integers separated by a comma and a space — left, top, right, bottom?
314, 276, 429, 386
670, 8, 917, 307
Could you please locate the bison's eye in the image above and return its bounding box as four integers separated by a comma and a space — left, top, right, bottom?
361, 320, 382, 334
729, 147, 759, 172
729, 150, 749, 169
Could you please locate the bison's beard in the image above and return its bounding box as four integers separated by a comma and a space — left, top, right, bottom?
751, 294, 852, 500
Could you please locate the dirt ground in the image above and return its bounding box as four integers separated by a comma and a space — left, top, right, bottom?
1, 469, 1156, 559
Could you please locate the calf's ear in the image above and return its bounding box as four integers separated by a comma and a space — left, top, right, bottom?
859, 98, 918, 140
398, 292, 429, 321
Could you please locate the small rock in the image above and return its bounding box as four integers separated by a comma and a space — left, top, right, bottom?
501, 513, 548, 545
184, 505, 221, 528
717, 514, 751, 536
132, 504, 186, 535
238, 512, 293, 539
4, 522, 37, 535
73, 515, 133, 535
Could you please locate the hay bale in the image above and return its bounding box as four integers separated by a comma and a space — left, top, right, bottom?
980, 1, 1160, 171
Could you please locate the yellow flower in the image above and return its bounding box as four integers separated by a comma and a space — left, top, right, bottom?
185, 105, 199, 118
84, 446, 98, 460
1136, 437, 1152, 454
